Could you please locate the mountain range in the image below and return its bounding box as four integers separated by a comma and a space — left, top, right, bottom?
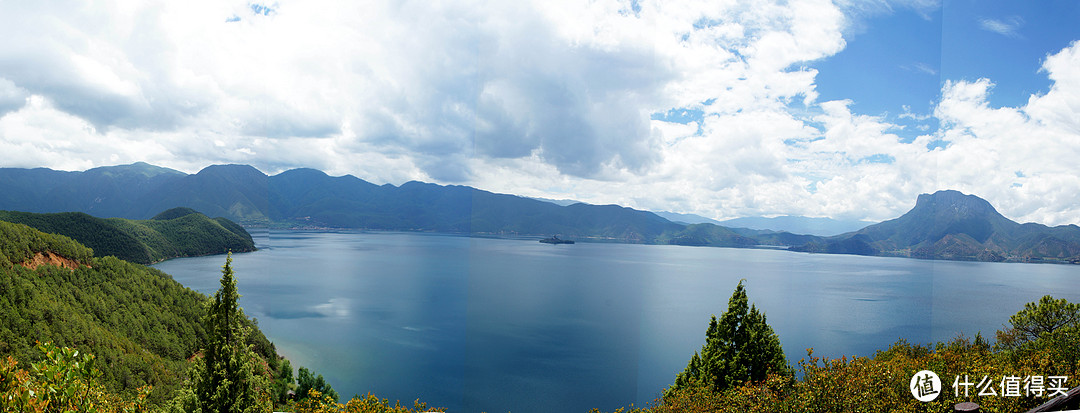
718, 216, 875, 237
0, 163, 681, 242
791, 190, 1080, 263
1, 163, 1078, 263
653, 211, 872, 237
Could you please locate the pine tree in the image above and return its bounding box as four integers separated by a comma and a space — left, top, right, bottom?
193, 253, 267, 412
669, 280, 791, 396
996, 295, 1080, 377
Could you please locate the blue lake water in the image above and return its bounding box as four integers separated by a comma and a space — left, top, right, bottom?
153, 230, 1080, 412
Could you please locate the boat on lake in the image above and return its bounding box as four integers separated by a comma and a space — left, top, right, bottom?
539, 235, 575, 244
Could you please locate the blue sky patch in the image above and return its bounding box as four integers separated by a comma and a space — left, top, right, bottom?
925, 139, 949, 151
941, 0, 1080, 108
860, 154, 896, 164
813, 6, 942, 122
814, 0, 1079, 125
650, 107, 704, 125
250, 3, 275, 16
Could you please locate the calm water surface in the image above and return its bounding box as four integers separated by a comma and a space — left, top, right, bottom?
153, 230, 1080, 413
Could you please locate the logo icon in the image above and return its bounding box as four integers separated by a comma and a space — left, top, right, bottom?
911, 370, 942, 402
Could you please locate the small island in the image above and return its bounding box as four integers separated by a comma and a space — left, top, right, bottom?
540, 235, 575, 244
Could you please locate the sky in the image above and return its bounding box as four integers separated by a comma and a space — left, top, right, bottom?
1, 0, 1079, 225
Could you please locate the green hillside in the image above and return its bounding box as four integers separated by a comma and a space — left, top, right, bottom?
0, 220, 278, 405
0, 208, 256, 264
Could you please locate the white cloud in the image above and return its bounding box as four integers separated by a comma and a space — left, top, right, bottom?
0, 78, 27, 115
978, 16, 1023, 38
906, 62, 937, 76
0, 95, 169, 171
0, 1, 1078, 226
1025, 40, 1080, 135
924, 41, 1080, 225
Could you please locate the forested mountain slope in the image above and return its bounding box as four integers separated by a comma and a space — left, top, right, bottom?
0, 207, 256, 264
0, 220, 277, 404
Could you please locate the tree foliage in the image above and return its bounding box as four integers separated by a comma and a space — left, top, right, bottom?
594, 296, 1080, 413
0, 218, 288, 411
297, 366, 339, 403
0, 342, 152, 412
999, 295, 1080, 343
669, 280, 791, 396
274, 358, 295, 405
286, 390, 444, 413
192, 253, 271, 413
0, 219, 94, 267
996, 295, 1080, 378
0, 221, 206, 404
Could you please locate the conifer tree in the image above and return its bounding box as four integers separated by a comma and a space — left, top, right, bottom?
669, 280, 791, 396
193, 253, 267, 412
996, 295, 1080, 377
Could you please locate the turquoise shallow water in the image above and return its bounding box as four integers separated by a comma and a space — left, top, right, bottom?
153, 230, 1080, 412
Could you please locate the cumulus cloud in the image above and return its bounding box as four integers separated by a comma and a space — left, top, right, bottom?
1, 1, 1078, 226
0, 78, 27, 116
471, 39, 1080, 226
0, 0, 843, 178
927, 41, 1080, 225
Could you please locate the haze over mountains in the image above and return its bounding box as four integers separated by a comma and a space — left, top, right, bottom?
653, 211, 872, 237
2, 163, 1079, 263
718, 216, 875, 237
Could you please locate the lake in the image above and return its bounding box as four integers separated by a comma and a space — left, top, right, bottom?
153, 230, 1080, 412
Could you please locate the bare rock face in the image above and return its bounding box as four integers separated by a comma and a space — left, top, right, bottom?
20, 251, 88, 270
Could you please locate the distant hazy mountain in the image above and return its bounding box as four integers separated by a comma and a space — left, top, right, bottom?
654, 211, 870, 239
655, 223, 758, 247
792, 190, 1080, 263
654, 223, 825, 248
528, 197, 586, 207
0, 163, 681, 243
718, 215, 874, 236
0, 162, 186, 217
653, 211, 724, 226
269, 168, 683, 241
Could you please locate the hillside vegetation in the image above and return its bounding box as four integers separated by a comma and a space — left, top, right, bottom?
0, 220, 276, 405
0, 223, 439, 412
0, 208, 256, 264
594, 284, 1080, 413
3, 214, 1078, 412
